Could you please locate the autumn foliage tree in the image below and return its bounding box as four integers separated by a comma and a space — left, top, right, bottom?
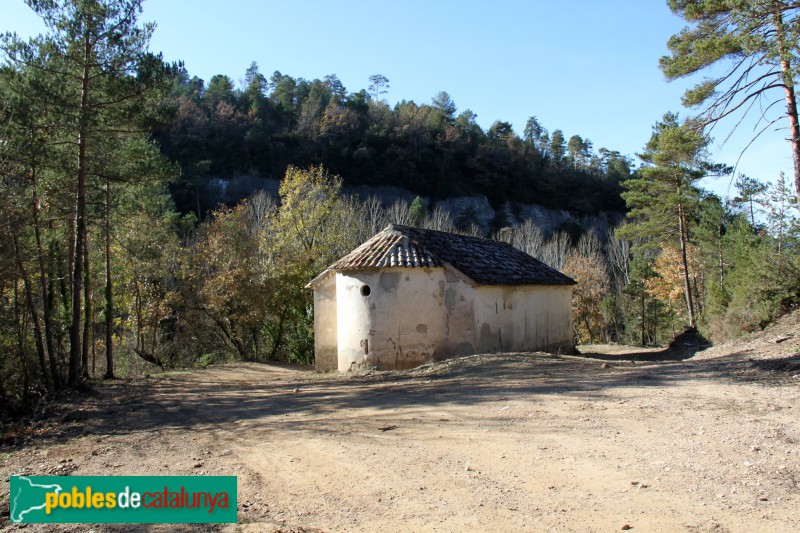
173, 165, 362, 364
643, 245, 703, 325
562, 249, 610, 343
263, 165, 362, 359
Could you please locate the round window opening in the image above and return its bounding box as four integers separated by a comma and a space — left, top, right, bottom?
361, 284, 371, 297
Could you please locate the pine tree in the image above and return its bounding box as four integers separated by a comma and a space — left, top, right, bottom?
2, 0, 175, 385
619, 113, 721, 328
661, 0, 800, 213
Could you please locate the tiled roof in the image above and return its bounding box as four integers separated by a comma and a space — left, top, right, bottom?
330, 229, 440, 269
313, 224, 576, 287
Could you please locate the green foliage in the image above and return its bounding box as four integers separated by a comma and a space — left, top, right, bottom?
611, 163, 800, 347
408, 196, 427, 226
620, 113, 711, 250
733, 174, 767, 226
567, 135, 593, 170
205, 74, 235, 111
0, 0, 178, 405
431, 91, 456, 123
549, 129, 566, 162
155, 65, 629, 217
680, 79, 718, 108
705, 216, 800, 339
523, 116, 549, 155
559, 220, 584, 244
618, 112, 718, 333
368, 74, 390, 101
491, 208, 510, 231
661, 1, 800, 207
765, 172, 800, 253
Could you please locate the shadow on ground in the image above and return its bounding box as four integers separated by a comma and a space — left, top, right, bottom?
575, 328, 711, 362
8, 330, 794, 449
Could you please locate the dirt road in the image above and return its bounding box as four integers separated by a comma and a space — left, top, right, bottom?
2, 319, 799, 532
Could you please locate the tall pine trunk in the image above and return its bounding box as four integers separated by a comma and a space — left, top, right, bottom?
780, 60, 800, 213
32, 174, 61, 389
13, 272, 30, 404
640, 291, 646, 346
676, 183, 696, 328
68, 33, 91, 386
82, 230, 91, 379
777, 186, 785, 255
0, 369, 7, 412
104, 174, 114, 379
13, 234, 50, 392
774, 10, 800, 215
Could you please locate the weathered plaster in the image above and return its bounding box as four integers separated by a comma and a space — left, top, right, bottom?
315, 267, 573, 371
474, 284, 573, 354
313, 275, 338, 371
334, 267, 476, 370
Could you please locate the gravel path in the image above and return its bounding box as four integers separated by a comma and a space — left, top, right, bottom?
2, 315, 799, 532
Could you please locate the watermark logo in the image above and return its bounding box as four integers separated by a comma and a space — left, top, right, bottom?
9, 476, 237, 524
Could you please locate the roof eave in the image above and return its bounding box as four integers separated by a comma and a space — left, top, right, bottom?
306, 269, 334, 289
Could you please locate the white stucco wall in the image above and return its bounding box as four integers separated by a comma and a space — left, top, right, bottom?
334, 267, 476, 371
474, 284, 573, 354
314, 267, 574, 371
313, 274, 338, 371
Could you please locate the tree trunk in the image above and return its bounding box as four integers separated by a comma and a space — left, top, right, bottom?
640, 291, 646, 346
104, 174, 114, 379
82, 231, 91, 379
780, 70, 800, 214
13, 273, 30, 404
717, 222, 725, 284
68, 33, 91, 387
13, 234, 50, 392
50, 237, 68, 377
268, 310, 287, 360
92, 314, 96, 376
669, 303, 675, 339
653, 303, 658, 345
196, 188, 201, 220
676, 189, 696, 328
774, 10, 800, 215
32, 175, 61, 389
55, 237, 70, 327
0, 369, 8, 411
777, 198, 784, 255
133, 349, 164, 368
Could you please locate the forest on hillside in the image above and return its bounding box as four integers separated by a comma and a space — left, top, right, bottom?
158, 65, 631, 218
2, 0, 800, 423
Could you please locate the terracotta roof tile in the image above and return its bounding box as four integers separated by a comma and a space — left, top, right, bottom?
317, 224, 576, 286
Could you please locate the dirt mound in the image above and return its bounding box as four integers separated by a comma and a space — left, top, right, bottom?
694, 308, 800, 362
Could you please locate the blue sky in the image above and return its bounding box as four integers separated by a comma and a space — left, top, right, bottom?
5, 0, 795, 197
